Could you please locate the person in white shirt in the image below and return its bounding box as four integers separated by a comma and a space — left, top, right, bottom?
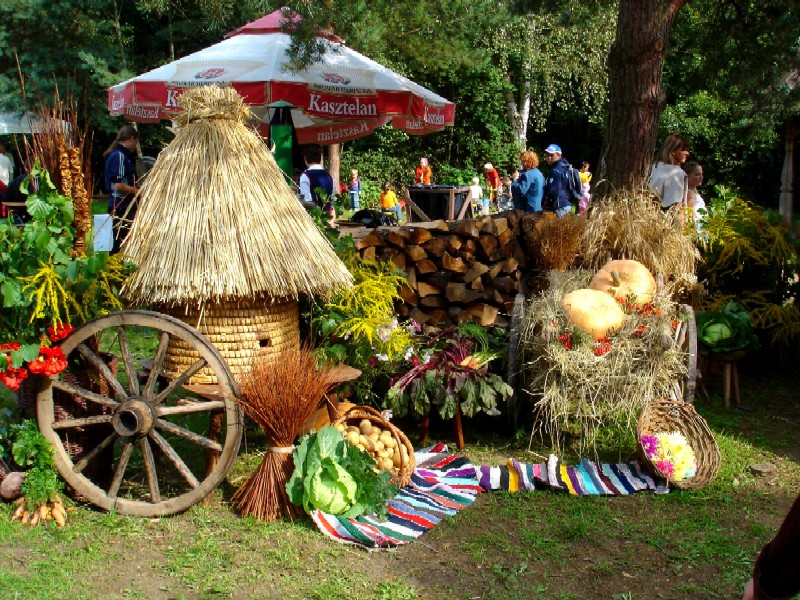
648, 134, 690, 210
0, 141, 13, 185
682, 161, 706, 235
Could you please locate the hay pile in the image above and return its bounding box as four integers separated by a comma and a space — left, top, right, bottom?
578, 188, 701, 302
122, 85, 352, 305
521, 214, 586, 272
518, 269, 687, 455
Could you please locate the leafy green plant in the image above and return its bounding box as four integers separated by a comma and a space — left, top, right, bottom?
385, 328, 512, 420
286, 426, 397, 519
8, 419, 62, 506
695, 302, 759, 355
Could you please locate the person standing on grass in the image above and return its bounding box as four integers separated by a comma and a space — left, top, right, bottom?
511, 150, 544, 214
541, 143, 573, 218
483, 162, 501, 204
349, 168, 362, 211
103, 125, 140, 255
648, 134, 690, 211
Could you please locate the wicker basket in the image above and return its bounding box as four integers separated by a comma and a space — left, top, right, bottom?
332, 405, 416, 488
160, 297, 299, 384
636, 397, 720, 490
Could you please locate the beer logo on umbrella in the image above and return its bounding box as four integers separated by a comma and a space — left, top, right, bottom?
195, 68, 226, 80
321, 72, 351, 85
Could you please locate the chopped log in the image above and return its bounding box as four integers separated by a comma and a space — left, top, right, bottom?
494, 218, 509, 236
478, 234, 499, 258
384, 229, 410, 247
356, 230, 385, 249
405, 245, 428, 262
407, 227, 434, 244
502, 257, 519, 273
477, 216, 498, 235
446, 282, 484, 303
426, 309, 448, 325
409, 219, 449, 231
422, 270, 451, 289
409, 307, 431, 324
502, 239, 527, 265
488, 263, 504, 279
497, 228, 516, 246
461, 238, 477, 254
417, 282, 442, 297
442, 252, 468, 273
420, 294, 446, 308
460, 303, 500, 326
422, 237, 447, 258
462, 262, 489, 282
489, 246, 506, 262
451, 220, 480, 239
397, 284, 418, 305
458, 251, 476, 266
405, 265, 417, 289
490, 276, 517, 294
469, 277, 484, 291
390, 252, 407, 270
506, 210, 523, 234
445, 235, 463, 253
361, 246, 377, 263
415, 259, 438, 275
395, 302, 410, 318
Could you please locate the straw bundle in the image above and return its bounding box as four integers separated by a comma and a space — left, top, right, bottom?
231, 346, 336, 521
578, 188, 700, 302
521, 213, 586, 272
122, 85, 352, 305
519, 269, 686, 456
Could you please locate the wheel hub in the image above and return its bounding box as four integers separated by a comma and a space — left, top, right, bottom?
113, 399, 156, 437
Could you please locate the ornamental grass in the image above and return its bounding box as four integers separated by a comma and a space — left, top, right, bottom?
122, 85, 352, 306
518, 269, 687, 457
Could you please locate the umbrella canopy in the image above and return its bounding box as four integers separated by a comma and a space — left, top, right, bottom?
108, 8, 454, 144
0, 111, 70, 135
121, 85, 353, 306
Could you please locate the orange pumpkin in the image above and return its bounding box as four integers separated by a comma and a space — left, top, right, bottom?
300, 401, 357, 435
589, 259, 657, 303
561, 288, 626, 340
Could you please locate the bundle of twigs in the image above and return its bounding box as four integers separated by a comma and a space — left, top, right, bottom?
231, 345, 336, 521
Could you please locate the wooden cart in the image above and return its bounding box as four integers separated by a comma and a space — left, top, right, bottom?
33, 310, 244, 517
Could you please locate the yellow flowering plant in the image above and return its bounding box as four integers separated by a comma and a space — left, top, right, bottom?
0, 161, 133, 391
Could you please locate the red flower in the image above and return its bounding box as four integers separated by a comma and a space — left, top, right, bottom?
0, 366, 28, 391
411, 356, 420, 367
0, 342, 21, 351
633, 325, 647, 336
27, 346, 68, 377
47, 323, 74, 342
562, 341, 573, 350
369, 357, 378, 367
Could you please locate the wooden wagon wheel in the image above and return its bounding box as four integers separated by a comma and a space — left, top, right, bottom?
36, 310, 243, 517
670, 303, 699, 404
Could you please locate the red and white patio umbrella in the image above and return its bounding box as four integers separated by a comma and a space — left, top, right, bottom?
108, 8, 455, 144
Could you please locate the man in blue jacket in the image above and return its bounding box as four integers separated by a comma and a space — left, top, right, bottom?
542, 144, 573, 218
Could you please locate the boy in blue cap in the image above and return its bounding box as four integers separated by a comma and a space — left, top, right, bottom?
542, 144, 573, 217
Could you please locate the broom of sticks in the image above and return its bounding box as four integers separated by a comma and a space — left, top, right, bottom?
231, 345, 336, 521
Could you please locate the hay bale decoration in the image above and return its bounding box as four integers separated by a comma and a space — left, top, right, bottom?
122, 85, 353, 382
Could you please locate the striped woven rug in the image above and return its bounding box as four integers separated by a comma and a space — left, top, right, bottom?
311, 446, 665, 549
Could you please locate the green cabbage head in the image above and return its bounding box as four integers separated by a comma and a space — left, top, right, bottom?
306, 459, 357, 515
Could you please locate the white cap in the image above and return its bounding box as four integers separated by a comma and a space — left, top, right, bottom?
484, 163, 493, 170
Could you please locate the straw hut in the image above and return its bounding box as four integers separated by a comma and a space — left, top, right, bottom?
122, 85, 352, 383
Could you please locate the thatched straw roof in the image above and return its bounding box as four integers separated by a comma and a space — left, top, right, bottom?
122, 85, 352, 305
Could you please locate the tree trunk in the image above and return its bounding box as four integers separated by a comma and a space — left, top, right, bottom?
597, 0, 688, 195
328, 143, 340, 196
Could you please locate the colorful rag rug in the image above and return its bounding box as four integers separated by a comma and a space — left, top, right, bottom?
311, 443, 480, 549
474, 455, 668, 495
311, 448, 666, 549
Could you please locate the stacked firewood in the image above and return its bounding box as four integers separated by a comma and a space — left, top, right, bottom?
357, 212, 529, 327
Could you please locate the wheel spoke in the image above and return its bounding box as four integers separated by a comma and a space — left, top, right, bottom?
76, 343, 128, 400
153, 358, 207, 406
51, 414, 114, 431
155, 419, 223, 452
108, 441, 134, 499
52, 378, 119, 410
157, 400, 226, 417
73, 432, 119, 474
139, 437, 161, 503
144, 331, 170, 398
148, 430, 200, 489
117, 326, 140, 397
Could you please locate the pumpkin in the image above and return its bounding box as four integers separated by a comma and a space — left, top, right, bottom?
561, 288, 626, 340
300, 401, 357, 435
589, 259, 657, 303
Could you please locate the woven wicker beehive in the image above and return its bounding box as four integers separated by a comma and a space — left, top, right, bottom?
160, 297, 299, 384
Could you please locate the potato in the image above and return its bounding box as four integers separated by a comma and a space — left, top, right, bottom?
383, 437, 397, 449
347, 425, 359, 435
392, 452, 402, 468
0, 471, 25, 501
359, 435, 375, 452
345, 431, 361, 446
373, 440, 384, 452
359, 420, 372, 435
379, 458, 395, 471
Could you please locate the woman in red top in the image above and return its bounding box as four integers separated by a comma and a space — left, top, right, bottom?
483, 162, 501, 202
414, 157, 432, 185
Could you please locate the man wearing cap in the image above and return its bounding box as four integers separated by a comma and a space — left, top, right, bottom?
542, 144, 572, 217
483, 163, 501, 204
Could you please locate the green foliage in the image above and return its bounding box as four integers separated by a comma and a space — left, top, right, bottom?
0, 162, 134, 352
699, 192, 800, 355
8, 419, 62, 506
286, 426, 397, 520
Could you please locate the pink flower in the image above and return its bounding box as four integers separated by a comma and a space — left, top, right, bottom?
656, 460, 675, 478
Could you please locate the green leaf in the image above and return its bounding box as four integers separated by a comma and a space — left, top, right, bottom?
1, 279, 22, 308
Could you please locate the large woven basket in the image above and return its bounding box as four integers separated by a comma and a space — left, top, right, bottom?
160, 297, 299, 384
333, 405, 415, 488
636, 397, 720, 490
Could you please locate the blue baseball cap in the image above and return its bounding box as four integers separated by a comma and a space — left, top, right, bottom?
544, 144, 562, 154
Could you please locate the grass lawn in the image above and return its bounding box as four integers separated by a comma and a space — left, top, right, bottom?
0, 359, 798, 600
